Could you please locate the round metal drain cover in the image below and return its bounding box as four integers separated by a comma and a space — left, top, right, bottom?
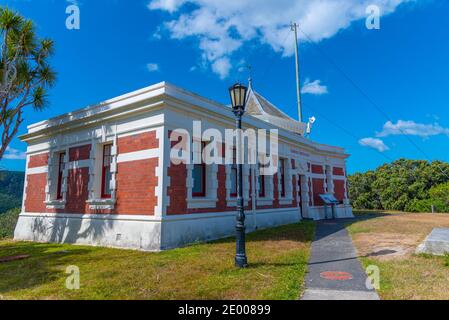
320, 271, 353, 281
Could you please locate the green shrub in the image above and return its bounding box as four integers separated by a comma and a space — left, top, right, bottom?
349, 159, 449, 212
0, 193, 22, 213
0, 208, 20, 239
405, 182, 449, 213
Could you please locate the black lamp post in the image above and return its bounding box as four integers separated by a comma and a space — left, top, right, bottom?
229, 83, 249, 268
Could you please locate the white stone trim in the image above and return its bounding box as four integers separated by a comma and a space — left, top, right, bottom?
87, 129, 118, 208
185, 142, 219, 209
87, 199, 116, 210
278, 157, 293, 202
155, 126, 167, 217
45, 200, 66, 210
21, 155, 29, 212
257, 198, 273, 206
67, 159, 91, 170
187, 198, 217, 209
27, 166, 48, 175
45, 148, 68, 209
279, 198, 294, 206
117, 148, 159, 163
19, 212, 161, 222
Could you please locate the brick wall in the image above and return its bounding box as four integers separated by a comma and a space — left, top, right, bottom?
23, 131, 160, 215
311, 164, 323, 174
312, 178, 325, 206
69, 145, 91, 162
28, 153, 49, 168
66, 168, 90, 213
115, 158, 158, 215
118, 131, 158, 154
333, 167, 345, 176
24, 174, 47, 213
333, 180, 345, 202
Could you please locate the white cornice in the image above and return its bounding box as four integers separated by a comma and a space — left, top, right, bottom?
21, 81, 349, 159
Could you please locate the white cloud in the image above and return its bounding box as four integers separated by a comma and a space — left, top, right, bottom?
301, 79, 328, 95
211, 57, 231, 79
146, 63, 160, 72
3, 147, 26, 160
377, 120, 449, 138
148, 0, 187, 13
148, 0, 414, 78
359, 137, 389, 152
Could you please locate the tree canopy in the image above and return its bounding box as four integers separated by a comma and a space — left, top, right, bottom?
0, 7, 56, 160
0, 170, 24, 213
349, 159, 449, 213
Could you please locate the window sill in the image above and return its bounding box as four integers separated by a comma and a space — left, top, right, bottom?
87, 199, 116, 210
45, 200, 66, 210
187, 197, 217, 209
279, 198, 294, 205
256, 198, 273, 206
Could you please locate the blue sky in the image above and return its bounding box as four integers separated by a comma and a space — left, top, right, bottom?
0, 0, 448, 174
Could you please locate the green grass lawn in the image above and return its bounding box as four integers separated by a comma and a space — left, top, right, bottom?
0, 221, 315, 300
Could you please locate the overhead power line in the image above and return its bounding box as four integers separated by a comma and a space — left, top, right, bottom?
295, 25, 449, 179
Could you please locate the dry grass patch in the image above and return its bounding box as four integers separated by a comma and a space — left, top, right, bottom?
347, 212, 449, 300
0, 221, 314, 300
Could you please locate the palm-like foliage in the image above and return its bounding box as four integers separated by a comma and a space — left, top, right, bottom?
0, 7, 56, 160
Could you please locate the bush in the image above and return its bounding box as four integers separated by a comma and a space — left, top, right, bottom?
405, 182, 449, 213
349, 159, 449, 212
0, 193, 22, 213
0, 208, 20, 239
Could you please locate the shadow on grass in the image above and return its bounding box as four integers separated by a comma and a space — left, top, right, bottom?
0, 241, 91, 294
211, 221, 316, 246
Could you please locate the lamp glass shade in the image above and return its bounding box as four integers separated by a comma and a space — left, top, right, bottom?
229, 83, 248, 113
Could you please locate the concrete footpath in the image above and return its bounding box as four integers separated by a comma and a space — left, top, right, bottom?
301, 220, 380, 300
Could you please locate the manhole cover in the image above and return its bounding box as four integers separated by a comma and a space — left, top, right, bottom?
320, 271, 353, 281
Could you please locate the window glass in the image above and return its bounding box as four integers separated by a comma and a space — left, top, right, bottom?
192, 142, 207, 197
56, 152, 65, 200
279, 158, 286, 197
102, 144, 113, 198
258, 163, 266, 198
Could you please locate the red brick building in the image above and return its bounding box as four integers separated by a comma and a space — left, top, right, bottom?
14, 82, 352, 251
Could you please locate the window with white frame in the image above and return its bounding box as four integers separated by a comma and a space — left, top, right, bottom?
279, 158, 286, 198
87, 141, 117, 209
101, 144, 113, 199
192, 141, 207, 198
56, 152, 66, 200
187, 139, 218, 209
45, 150, 67, 209
258, 163, 266, 198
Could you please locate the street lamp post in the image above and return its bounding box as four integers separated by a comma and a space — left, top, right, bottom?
229, 83, 249, 268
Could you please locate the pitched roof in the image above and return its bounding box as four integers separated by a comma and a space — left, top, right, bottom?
246, 86, 306, 135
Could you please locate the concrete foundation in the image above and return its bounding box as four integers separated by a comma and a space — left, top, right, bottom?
14, 208, 302, 251
416, 228, 449, 256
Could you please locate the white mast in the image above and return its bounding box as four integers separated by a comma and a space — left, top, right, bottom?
291, 22, 303, 124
